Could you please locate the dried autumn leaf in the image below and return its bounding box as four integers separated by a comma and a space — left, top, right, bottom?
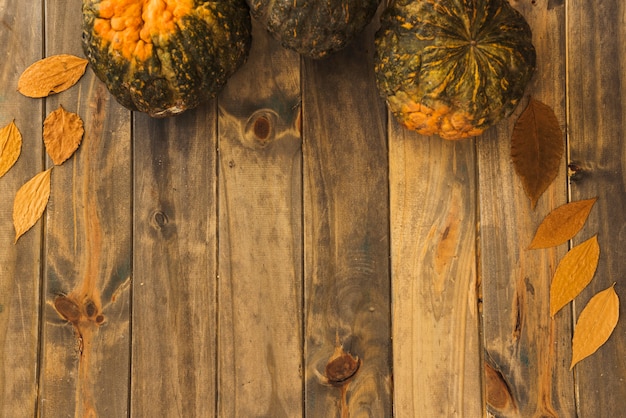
18, 54, 88, 98
511, 98, 564, 209
571, 285, 619, 369
550, 235, 600, 317
13, 168, 52, 243
529, 198, 597, 249
0, 120, 22, 178
43, 106, 84, 165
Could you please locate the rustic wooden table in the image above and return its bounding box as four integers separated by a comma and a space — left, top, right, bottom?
1, 0, 624, 417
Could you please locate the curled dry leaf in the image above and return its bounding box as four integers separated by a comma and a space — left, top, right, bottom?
43, 106, 84, 165
18, 54, 88, 98
511, 98, 564, 209
571, 285, 619, 369
529, 198, 597, 249
550, 235, 600, 317
0, 120, 22, 178
13, 168, 52, 243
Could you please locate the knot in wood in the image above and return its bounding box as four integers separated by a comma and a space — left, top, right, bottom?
244, 109, 278, 149
151, 210, 169, 229
253, 115, 271, 141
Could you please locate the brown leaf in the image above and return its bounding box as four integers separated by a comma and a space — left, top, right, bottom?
0, 120, 22, 178
13, 168, 52, 243
43, 106, 84, 165
511, 98, 564, 209
18, 54, 88, 98
571, 285, 619, 369
529, 198, 597, 249
550, 235, 600, 317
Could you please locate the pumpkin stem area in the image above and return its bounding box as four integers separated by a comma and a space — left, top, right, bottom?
92, 0, 194, 61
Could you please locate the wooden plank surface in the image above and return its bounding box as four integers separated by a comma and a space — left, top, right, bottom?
389, 131, 481, 417
302, 23, 392, 417
567, 0, 626, 415
131, 103, 217, 416
217, 22, 303, 417
0, 0, 44, 416
0, 1, 625, 417
37, 0, 132, 415
477, 1, 575, 417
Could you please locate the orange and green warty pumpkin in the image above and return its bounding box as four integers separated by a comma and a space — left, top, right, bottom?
82, 0, 251, 117
247, 0, 381, 59
374, 0, 536, 140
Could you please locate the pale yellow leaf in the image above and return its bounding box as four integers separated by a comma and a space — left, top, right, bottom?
529, 198, 597, 249
18, 54, 88, 98
550, 235, 600, 317
13, 168, 53, 242
571, 285, 619, 369
0, 120, 22, 178
43, 106, 84, 165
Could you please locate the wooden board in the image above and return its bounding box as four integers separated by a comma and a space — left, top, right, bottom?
37, 0, 132, 415
302, 22, 393, 417
477, 1, 576, 416
0, 1, 44, 416
389, 130, 482, 417
217, 22, 303, 417
131, 104, 217, 416
567, 0, 626, 415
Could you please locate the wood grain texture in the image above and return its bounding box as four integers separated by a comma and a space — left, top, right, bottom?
478, 1, 575, 417
0, 0, 44, 416
389, 129, 482, 417
302, 24, 392, 417
217, 22, 303, 417
38, 1, 132, 415
131, 105, 217, 416
567, 0, 626, 415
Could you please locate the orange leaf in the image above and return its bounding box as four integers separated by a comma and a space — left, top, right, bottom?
13, 168, 52, 242
550, 235, 600, 317
511, 98, 564, 209
0, 120, 22, 178
529, 198, 597, 249
18, 54, 88, 98
571, 285, 619, 369
43, 106, 84, 165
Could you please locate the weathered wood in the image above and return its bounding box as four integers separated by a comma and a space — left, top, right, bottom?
302, 23, 392, 417
567, 0, 626, 415
478, 1, 575, 417
389, 129, 482, 416
37, 0, 132, 415
131, 105, 217, 416
217, 22, 303, 417
0, 0, 44, 416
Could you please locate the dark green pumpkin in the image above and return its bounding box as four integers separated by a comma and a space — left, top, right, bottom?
375, 0, 536, 139
82, 0, 251, 117
247, 0, 381, 59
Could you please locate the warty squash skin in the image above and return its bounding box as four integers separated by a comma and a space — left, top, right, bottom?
82, 0, 251, 117
247, 0, 381, 59
374, 0, 536, 140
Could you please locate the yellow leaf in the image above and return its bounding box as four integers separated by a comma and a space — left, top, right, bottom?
529, 198, 597, 249
43, 106, 84, 165
0, 120, 22, 178
571, 285, 619, 369
550, 235, 600, 317
13, 168, 53, 243
18, 54, 88, 98
511, 98, 564, 209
